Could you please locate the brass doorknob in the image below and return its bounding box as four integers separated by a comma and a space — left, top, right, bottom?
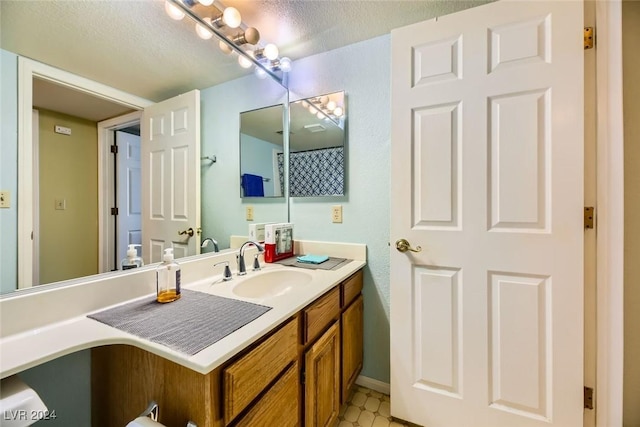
178, 227, 195, 237
395, 239, 422, 253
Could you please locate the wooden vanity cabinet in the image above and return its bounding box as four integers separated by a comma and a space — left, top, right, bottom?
92, 344, 224, 427
91, 268, 363, 427
304, 322, 341, 427
341, 294, 364, 402
223, 318, 298, 424
302, 270, 364, 426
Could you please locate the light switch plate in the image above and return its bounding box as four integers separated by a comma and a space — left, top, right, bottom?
246, 206, 254, 221
54, 125, 72, 135
0, 191, 10, 208
331, 205, 342, 223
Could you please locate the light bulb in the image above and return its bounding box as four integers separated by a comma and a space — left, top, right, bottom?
219, 40, 233, 55
238, 51, 254, 69
223, 7, 242, 28
197, 0, 214, 5
255, 67, 268, 79
196, 17, 213, 40
165, 1, 185, 20
320, 96, 329, 105
301, 101, 309, 108
333, 107, 344, 117
308, 105, 317, 114
279, 57, 292, 73
263, 44, 279, 61
326, 101, 337, 111
317, 112, 324, 119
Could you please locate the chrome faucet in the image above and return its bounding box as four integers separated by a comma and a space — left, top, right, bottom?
201, 237, 219, 253
213, 261, 232, 281
237, 241, 264, 276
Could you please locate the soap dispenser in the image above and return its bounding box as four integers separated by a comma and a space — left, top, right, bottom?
121, 244, 144, 270
156, 248, 181, 303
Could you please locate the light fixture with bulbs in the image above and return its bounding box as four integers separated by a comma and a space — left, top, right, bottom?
302, 94, 346, 124
163, 0, 292, 84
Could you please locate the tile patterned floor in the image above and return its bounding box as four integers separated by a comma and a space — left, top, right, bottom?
335, 385, 414, 427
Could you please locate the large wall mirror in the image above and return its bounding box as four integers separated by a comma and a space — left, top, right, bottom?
289, 91, 346, 197
239, 104, 285, 198
0, 3, 289, 296
238, 91, 347, 199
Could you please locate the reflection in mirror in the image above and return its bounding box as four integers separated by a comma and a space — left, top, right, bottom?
0, 26, 289, 297
289, 91, 346, 197
239, 104, 285, 198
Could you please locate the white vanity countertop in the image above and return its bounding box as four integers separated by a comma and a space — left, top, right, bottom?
0, 240, 366, 378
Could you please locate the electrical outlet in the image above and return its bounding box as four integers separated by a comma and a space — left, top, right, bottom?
55, 199, 66, 210
331, 205, 342, 223
246, 206, 254, 221
0, 191, 10, 208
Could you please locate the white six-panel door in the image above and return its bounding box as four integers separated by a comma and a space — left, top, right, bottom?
116, 130, 142, 263
141, 90, 201, 264
390, 1, 583, 426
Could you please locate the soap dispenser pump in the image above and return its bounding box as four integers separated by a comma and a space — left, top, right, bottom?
156, 248, 181, 303
121, 244, 144, 270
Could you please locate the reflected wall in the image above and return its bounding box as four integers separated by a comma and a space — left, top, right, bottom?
201, 73, 288, 250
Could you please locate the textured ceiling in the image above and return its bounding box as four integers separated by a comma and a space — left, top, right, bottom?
0, 0, 489, 102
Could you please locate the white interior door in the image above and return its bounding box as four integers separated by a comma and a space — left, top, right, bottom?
116, 130, 142, 264
141, 89, 201, 264
390, 1, 584, 427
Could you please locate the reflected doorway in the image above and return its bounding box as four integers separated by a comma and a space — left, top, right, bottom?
30, 77, 137, 285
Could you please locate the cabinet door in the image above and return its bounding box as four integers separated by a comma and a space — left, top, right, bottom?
305, 321, 340, 427
341, 295, 363, 403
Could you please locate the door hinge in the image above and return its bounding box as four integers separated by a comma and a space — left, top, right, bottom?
110, 144, 118, 154
111, 207, 119, 216
584, 27, 594, 50
584, 386, 594, 410
584, 207, 595, 229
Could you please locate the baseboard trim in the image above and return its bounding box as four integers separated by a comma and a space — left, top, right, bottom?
355, 375, 391, 395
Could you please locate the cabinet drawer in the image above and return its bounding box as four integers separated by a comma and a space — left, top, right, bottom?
224, 317, 298, 424
304, 287, 340, 345
235, 362, 299, 427
341, 270, 363, 308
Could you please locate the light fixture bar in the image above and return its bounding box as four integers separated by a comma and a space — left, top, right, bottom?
166, 0, 285, 86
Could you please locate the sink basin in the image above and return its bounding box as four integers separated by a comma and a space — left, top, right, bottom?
232, 269, 313, 299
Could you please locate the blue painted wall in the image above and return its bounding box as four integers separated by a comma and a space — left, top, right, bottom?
200, 74, 288, 249
288, 35, 392, 383
0, 49, 18, 294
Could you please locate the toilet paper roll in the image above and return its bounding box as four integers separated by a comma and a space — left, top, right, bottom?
125, 416, 167, 427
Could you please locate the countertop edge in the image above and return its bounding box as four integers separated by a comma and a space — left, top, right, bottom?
0, 259, 365, 379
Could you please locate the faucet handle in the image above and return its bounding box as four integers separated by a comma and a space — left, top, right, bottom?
252, 254, 261, 272
213, 261, 232, 281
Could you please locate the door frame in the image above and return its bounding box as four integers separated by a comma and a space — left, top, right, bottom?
595, 1, 624, 425
17, 57, 152, 288
97, 112, 143, 273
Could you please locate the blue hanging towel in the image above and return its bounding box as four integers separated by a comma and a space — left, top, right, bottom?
242, 174, 265, 197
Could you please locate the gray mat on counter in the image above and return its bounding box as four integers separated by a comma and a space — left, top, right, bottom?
87, 289, 271, 356
276, 256, 351, 270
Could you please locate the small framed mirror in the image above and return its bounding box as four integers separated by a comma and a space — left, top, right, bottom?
289, 91, 346, 197
239, 104, 285, 198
